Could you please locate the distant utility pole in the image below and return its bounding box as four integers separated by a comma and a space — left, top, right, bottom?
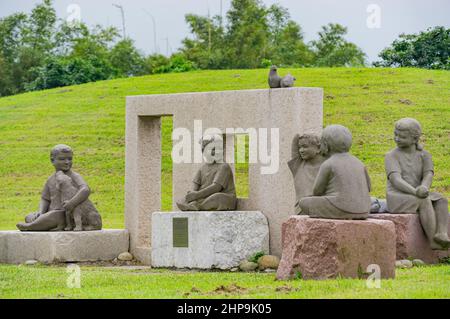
143, 9, 158, 54
162, 37, 170, 56
207, 0, 212, 55
220, 0, 223, 26
112, 4, 126, 39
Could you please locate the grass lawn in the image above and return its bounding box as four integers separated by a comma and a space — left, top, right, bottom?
0, 68, 449, 299
0, 264, 449, 299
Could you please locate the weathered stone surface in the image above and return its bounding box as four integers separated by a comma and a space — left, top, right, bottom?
0, 229, 129, 264
412, 259, 425, 267
118, 252, 133, 261
258, 255, 280, 270
151, 211, 269, 269
400, 259, 413, 268
239, 261, 258, 272
276, 216, 396, 280
369, 214, 450, 264
24, 260, 38, 266
126, 88, 324, 263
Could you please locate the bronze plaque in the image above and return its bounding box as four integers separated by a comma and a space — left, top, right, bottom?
173, 218, 189, 248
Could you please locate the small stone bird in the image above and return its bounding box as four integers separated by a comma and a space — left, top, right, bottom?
268, 65, 296, 88
268, 65, 281, 88
281, 73, 296, 88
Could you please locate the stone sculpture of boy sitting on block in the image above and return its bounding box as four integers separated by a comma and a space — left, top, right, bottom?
385, 118, 450, 249
298, 125, 372, 219
176, 134, 237, 211
288, 133, 325, 214
16, 144, 102, 231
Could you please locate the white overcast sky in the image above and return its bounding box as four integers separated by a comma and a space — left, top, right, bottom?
1, 0, 449, 63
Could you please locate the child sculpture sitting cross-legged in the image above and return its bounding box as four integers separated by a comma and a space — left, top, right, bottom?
176, 134, 237, 211
298, 125, 372, 219
385, 118, 450, 250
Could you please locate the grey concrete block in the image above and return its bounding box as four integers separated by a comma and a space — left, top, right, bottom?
0, 229, 129, 264
151, 211, 269, 269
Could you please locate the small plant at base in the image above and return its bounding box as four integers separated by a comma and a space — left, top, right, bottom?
248, 251, 265, 263
294, 270, 303, 280
357, 263, 369, 279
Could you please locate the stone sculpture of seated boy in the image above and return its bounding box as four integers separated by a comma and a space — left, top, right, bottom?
16, 144, 102, 231
176, 134, 237, 211
287, 133, 324, 214
385, 118, 450, 250
298, 125, 372, 219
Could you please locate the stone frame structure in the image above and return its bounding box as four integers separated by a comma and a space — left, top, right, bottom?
125, 88, 323, 264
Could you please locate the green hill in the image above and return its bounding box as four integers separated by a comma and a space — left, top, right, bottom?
0, 68, 449, 230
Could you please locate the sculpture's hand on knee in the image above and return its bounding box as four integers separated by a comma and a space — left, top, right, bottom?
415, 186, 429, 199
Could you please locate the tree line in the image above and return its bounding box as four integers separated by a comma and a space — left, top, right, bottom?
0, 0, 448, 97
0, 0, 197, 97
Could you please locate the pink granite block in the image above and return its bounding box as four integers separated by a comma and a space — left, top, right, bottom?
369, 214, 450, 264
277, 216, 396, 280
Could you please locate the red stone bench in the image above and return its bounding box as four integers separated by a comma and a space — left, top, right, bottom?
369, 213, 450, 264
276, 216, 396, 280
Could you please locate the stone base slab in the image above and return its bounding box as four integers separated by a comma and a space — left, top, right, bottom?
369, 214, 450, 263
132, 246, 152, 266
0, 229, 129, 264
277, 216, 396, 280
151, 211, 269, 269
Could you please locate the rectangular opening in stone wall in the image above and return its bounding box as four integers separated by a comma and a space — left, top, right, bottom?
161, 116, 173, 211
234, 134, 249, 199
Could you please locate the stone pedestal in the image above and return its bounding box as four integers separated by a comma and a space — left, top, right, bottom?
369, 214, 450, 263
151, 211, 269, 269
276, 216, 396, 280
0, 229, 129, 264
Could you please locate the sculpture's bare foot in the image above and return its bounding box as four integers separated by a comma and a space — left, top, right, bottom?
73, 227, 83, 232
176, 202, 190, 211
176, 201, 199, 211
64, 226, 73, 231
433, 233, 450, 249
16, 223, 30, 231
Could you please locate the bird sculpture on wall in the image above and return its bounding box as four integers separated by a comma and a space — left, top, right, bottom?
268, 65, 296, 88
